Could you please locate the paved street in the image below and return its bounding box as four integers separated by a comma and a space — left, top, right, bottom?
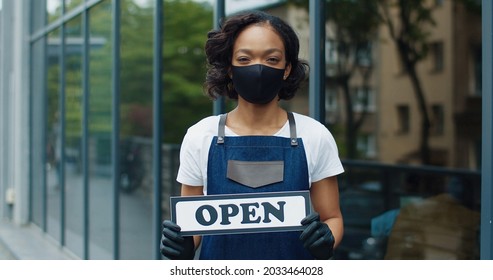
0, 218, 75, 260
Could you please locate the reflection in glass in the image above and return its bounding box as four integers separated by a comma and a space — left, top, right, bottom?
64, 15, 84, 258
119, 0, 154, 260
315, 0, 483, 259
47, 0, 63, 23
338, 165, 481, 260
89, 0, 113, 259
160, 0, 213, 225
46, 28, 61, 242
65, 0, 84, 12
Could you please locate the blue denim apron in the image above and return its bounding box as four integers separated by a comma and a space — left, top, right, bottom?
199, 112, 314, 260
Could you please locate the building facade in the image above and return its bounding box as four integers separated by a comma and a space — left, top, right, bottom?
377, 0, 482, 168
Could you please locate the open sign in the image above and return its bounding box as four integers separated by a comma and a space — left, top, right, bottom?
170, 191, 311, 236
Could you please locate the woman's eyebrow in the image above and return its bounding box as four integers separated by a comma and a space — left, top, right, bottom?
233, 48, 284, 55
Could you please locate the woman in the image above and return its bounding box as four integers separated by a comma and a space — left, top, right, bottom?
160, 10, 344, 260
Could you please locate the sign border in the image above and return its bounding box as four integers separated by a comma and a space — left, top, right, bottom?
170, 190, 311, 236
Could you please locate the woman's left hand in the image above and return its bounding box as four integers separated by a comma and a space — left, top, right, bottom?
300, 212, 335, 259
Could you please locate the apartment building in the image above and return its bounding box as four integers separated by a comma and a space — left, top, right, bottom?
377, 0, 481, 168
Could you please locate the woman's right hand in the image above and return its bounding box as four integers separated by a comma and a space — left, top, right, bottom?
160, 220, 195, 260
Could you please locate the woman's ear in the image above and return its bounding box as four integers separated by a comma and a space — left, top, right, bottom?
283, 63, 292, 80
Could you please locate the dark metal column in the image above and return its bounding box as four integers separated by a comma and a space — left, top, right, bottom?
153, 0, 164, 260
481, 0, 493, 260
212, 0, 225, 116
81, 7, 90, 260
59, 1, 67, 247
111, 0, 121, 260
41, 23, 48, 234
308, 0, 326, 124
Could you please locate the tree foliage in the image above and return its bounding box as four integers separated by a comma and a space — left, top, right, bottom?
53, 0, 214, 144
118, 0, 213, 143
161, 0, 213, 143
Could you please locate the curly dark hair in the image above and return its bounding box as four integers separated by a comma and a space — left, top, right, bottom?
204, 10, 309, 101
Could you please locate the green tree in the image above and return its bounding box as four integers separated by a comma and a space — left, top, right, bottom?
51, 0, 214, 144
118, 0, 213, 143
88, 0, 113, 136
161, 0, 213, 143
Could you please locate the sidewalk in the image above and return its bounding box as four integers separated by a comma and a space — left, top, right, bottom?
0, 238, 16, 260
0, 219, 76, 260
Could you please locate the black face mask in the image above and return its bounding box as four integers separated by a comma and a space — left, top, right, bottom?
232, 64, 285, 104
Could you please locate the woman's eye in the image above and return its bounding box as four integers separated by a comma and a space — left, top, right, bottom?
236, 57, 250, 63
267, 57, 281, 63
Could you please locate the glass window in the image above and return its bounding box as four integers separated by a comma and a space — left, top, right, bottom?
64, 14, 84, 257
330, 0, 482, 260
429, 41, 444, 72
396, 105, 410, 134
65, 0, 84, 12
46, 27, 61, 242
119, 0, 154, 260
431, 104, 445, 135
326, 39, 339, 66
357, 133, 376, 158
88, 0, 113, 259
352, 86, 375, 112
325, 86, 338, 112
356, 42, 373, 68
47, 0, 63, 24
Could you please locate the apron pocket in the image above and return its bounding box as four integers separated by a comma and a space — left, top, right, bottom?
227, 160, 284, 188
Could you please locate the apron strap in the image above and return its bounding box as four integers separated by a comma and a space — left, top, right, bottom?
216, 112, 298, 146
287, 112, 298, 147
217, 114, 227, 144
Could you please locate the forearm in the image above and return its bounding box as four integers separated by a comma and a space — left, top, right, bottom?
325, 216, 343, 248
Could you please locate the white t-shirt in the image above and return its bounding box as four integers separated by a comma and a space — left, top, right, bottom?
176, 112, 344, 194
